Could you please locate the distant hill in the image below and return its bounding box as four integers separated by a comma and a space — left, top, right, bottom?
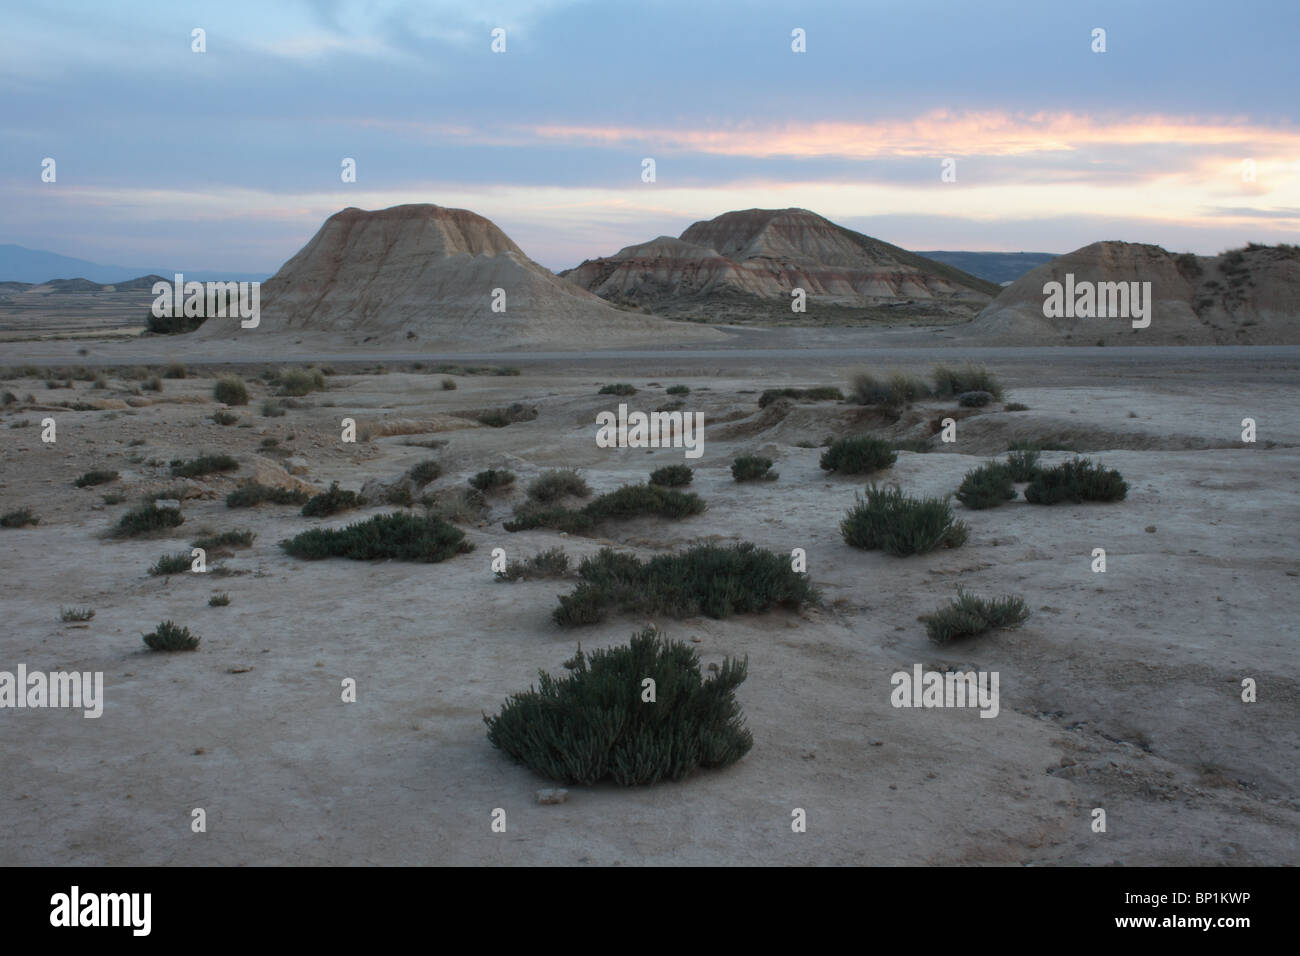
913, 251, 1058, 285
561, 208, 999, 323
0, 243, 268, 284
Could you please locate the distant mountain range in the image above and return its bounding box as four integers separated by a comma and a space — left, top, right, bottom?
0, 243, 269, 285
914, 251, 1059, 285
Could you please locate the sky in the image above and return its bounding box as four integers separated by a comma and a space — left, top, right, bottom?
2, 0, 1298, 274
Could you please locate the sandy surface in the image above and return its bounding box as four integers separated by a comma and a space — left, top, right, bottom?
1, 349, 1297, 866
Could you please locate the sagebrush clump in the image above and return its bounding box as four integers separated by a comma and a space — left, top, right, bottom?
149, 552, 192, 576
277, 367, 326, 396
731, 455, 777, 482
1005, 449, 1041, 482
598, 383, 637, 396
170, 454, 239, 479
526, 469, 591, 503
841, 484, 968, 556
213, 376, 249, 405
955, 462, 1017, 510
552, 542, 816, 626
820, 436, 897, 475
649, 464, 693, 487
1024, 458, 1128, 504
924, 588, 1030, 644
485, 627, 752, 785
469, 469, 516, 492
112, 503, 183, 538
506, 483, 705, 535
75, 469, 119, 488
931, 363, 1004, 401
226, 482, 309, 508
301, 481, 366, 517
280, 512, 472, 562
143, 620, 200, 652
496, 547, 570, 581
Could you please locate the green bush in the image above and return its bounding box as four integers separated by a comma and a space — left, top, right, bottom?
261, 401, 286, 418
527, 469, 591, 503
955, 462, 1016, 510
213, 376, 249, 405
226, 482, 310, 508
924, 588, 1030, 644
147, 312, 205, 334
149, 552, 192, 576
1024, 458, 1128, 504
957, 390, 993, 407
1004, 402, 1030, 412
170, 454, 239, 478
496, 547, 571, 581
142, 376, 163, 392
112, 503, 183, 537
508, 483, 706, 534
406, 460, 441, 487
820, 436, 897, 475
731, 455, 777, 482
932, 363, 1004, 401
441, 377, 457, 390
666, 384, 690, 395
301, 481, 366, 518
477, 402, 537, 427
60, 606, 95, 622
75, 469, 119, 488
277, 367, 326, 396
213, 410, 238, 426
757, 386, 843, 408
385, 486, 415, 507
850, 371, 930, 409
1003, 450, 1040, 482
192, 530, 254, 550
598, 383, 637, 396
163, 362, 187, 379
552, 542, 816, 626
469, 469, 516, 492
840, 484, 969, 556
209, 593, 231, 607
422, 487, 486, 524
649, 464, 693, 487
280, 512, 472, 562
485, 627, 752, 785
142, 620, 200, 652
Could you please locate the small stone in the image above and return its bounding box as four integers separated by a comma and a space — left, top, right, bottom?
536, 788, 568, 805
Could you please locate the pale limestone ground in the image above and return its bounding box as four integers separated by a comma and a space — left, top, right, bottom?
1, 358, 1297, 866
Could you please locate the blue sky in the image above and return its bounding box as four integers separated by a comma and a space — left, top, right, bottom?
2, 0, 1298, 273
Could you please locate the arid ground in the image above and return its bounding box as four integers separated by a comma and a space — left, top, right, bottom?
2, 335, 1297, 865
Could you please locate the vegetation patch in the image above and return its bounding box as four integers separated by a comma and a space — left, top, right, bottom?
849, 371, 931, 409
170, 454, 239, 479
598, 383, 637, 396
527, 468, 591, 503
955, 462, 1017, 510
192, 530, 255, 550
2, 507, 39, 528
276, 367, 326, 396
649, 464, 693, 487
757, 386, 843, 408
60, 606, 95, 622
477, 402, 538, 427
496, 547, 571, 582
1024, 458, 1128, 504
226, 482, 310, 508
931, 363, 1004, 401
208, 593, 231, 607
923, 588, 1030, 644
469, 468, 516, 492
731, 455, 777, 482
301, 481, 366, 518
506, 483, 706, 535
841, 484, 969, 556
149, 552, 193, 576
75, 469, 119, 488
213, 376, 249, 405
957, 390, 994, 408
485, 627, 752, 785
553, 542, 816, 626
406, 460, 441, 487
112, 503, 183, 538
213, 410, 238, 426
820, 436, 897, 475
280, 512, 472, 562
665, 384, 690, 395
1004, 449, 1041, 482
142, 620, 200, 652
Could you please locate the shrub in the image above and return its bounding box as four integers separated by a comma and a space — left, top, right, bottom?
957, 390, 993, 408
213, 410, 239, 426
60, 606, 95, 622
527, 468, 590, 503
1, 508, 38, 528
1024, 458, 1128, 505
423, 487, 486, 524
666, 384, 690, 395
469, 469, 516, 492
75, 469, 119, 488
1004, 402, 1030, 412
923, 588, 1030, 644
484, 627, 752, 785
850, 371, 930, 409
112, 503, 183, 537
226, 482, 310, 508
142, 620, 200, 652
496, 547, 571, 581
840, 484, 969, 556
209, 593, 231, 607
261, 401, 286, 418
280, 512, 472, 562
406, 460, 441, 487
598, 383, 637, 396
441, 377, 457, 390
477, 403, 537, 428
192, 530, 254, 550
1005, 449, 1041, 482
147, 311, 205, 334
170, 454, 239, 478
553, 543, 815, 626
214, 376, 249, 405
955, 462, 1017, 510
757, 386, 843, 408
163, 362, 187, 379
149, 552, 192, 576
731, 455, 777, 482
385, 486, 415, 507
820, 436, 897, 475
101, 492, 127, 505
932, 363, 1004, 401
649, 464, 693, 487
301, 481, 366, 518
142, 376, 163, 392
277, 367, 326, 396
